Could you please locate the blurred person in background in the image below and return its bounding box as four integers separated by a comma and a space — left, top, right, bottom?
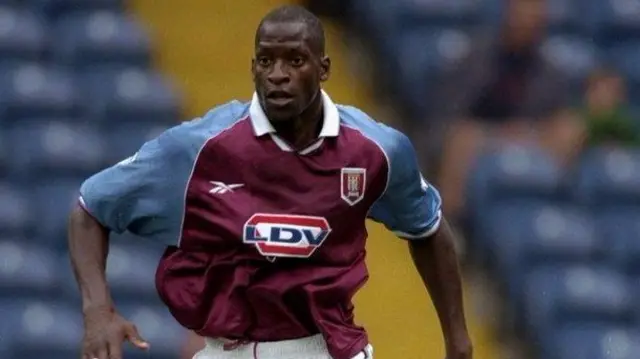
435, 0, 570, 224
540, 67, 640, 168
581, 68, 639, 148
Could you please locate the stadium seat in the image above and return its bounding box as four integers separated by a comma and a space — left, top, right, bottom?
607, 41, 640, 101
52, 11, 151, 69
479, 204, 600, 317
5, 120, 107, 177
524, 266, 634, 344
105, 241, 164, 302
540, 35, 598, 83
573, 147, 640, 206
104, 122, 169, 165
80, 67, 181, 124
486, 204, 600, 269
468, 144, 563, 204
0, 63, 78, 121
0, 182, 31, 235
390, 26, 472, 116
552, 326, 640, 359
30, 176, 83, 241
394, 0, 485, 28
0, 6, 47, 64
545, 0, 593, 35
0, 130, 6, 170
591, 0, 640, 44
466, 144, 564, 247
0, 240, 59, 297
0, 299, 82, 356
29, 0, 123, 20
596, 209, 640, 274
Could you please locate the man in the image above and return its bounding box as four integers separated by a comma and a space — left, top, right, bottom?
68, 5, 472, 359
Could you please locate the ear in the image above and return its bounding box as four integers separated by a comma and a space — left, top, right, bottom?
319, 55, 331, 82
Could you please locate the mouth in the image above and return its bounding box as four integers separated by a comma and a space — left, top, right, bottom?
265, 90, 294, 106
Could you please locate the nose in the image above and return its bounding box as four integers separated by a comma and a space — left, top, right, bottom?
267, 60, 289, 85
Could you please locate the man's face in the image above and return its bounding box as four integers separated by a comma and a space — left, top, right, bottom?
506, 0, 546, 45
252, 21, 329, 122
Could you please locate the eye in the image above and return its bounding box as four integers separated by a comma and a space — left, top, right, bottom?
290, 57, 305, 67
257, 57, 271, 67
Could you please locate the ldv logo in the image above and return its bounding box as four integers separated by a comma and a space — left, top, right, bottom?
243, 213, 331, 258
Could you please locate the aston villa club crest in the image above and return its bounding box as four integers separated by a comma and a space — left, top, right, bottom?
340, 167, 366, 206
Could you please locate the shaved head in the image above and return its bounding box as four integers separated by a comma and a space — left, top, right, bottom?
256, 5, 325, 55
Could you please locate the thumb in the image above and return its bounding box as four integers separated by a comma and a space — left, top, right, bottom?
124, 324, 150, 350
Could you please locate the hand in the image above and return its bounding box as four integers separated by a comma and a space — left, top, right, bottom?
445, 334, 472, 359
81, 305, 149, 359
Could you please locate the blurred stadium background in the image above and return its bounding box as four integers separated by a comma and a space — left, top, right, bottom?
0, 0, 638, 358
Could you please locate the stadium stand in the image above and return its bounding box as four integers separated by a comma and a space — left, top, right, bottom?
0, 1, 185, 358
347, 0, 640, 358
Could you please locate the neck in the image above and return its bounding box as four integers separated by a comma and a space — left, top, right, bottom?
272, 90, 324, 148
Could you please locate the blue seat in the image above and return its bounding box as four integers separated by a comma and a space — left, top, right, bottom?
104, 123, 169, 164
0, 240, 59, 296
0, 6, 47, 63
597, 210, 640, 274
591, 0, 640, 44
348, 0, 403, 40
553, 326, 640, 359
467, 144, 564, 246
6, 120, 108, 177
0, 63, 78, 121
469, 144, 563, 204
0, 299, 82, 354
105, 241, 163, 302
525, 266, 633, 343
391, 27, 472, 116
480, 204, 599, 313
81, 67, 181, 124
546, 0, 593, 35
52, 11, 151, 68
607, 42, 640, 100
29, 0, 123, 19
31, 177, 83, 240
0, 128, 7, 170
394, 0, 485, 27
574, 147, 640, 206
0, 182, 31, 235
540, 35, 599, 82
118, 302, 186, 356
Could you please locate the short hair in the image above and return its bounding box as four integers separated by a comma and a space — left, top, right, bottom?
256, 5, 325, 55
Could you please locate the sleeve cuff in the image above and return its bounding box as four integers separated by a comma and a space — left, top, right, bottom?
393, 210, 442, 239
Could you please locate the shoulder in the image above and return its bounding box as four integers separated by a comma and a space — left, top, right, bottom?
157, 100, 250, 155
337, 105, 413, 160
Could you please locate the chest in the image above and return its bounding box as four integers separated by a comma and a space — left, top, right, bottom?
178, 135, 388, 262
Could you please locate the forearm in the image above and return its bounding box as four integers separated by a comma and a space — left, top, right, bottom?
68, 204, 113, 312
409, 218, 469, 343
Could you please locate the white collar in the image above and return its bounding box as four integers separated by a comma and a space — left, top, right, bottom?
249, 89, 340, 138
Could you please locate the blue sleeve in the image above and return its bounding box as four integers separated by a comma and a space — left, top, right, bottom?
79, 128, 186, 236
368, 132, 443, 239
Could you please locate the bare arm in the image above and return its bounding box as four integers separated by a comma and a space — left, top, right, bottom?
68, 204, 148, 358
68, 204, 113, 312
409, 218, 472, 358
